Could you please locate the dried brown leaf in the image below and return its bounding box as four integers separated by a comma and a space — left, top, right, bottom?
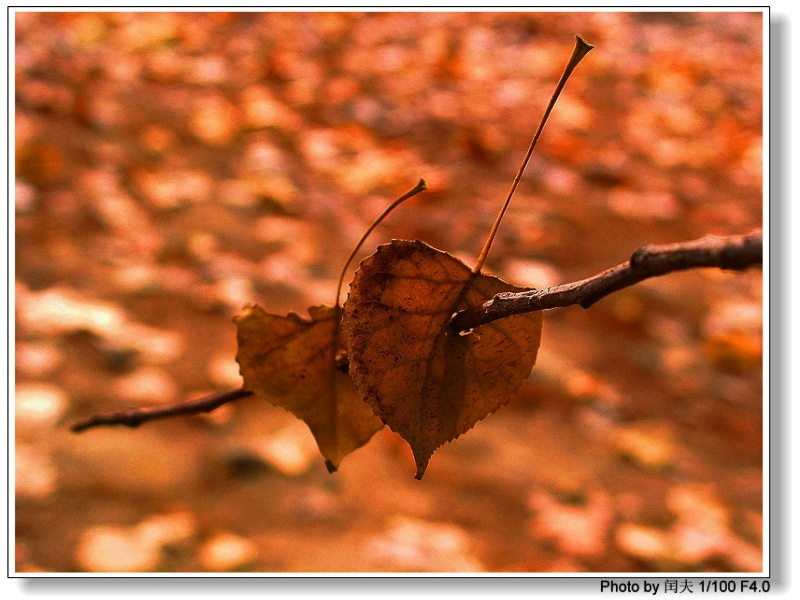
234, 304, 382, 472
342, 240, 543, 478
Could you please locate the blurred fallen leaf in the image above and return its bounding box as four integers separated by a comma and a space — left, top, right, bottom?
197, 532, 259, 572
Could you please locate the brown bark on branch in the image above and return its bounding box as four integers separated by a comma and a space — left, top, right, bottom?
450, 230, 763, 332
70, 387, 252, 432
71, 230, 761, 433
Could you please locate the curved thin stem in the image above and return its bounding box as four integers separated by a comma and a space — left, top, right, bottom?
335, 178, 427, 308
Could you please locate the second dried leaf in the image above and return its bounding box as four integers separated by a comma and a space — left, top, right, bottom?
234, 304, 383, 472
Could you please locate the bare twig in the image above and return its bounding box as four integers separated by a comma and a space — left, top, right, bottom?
70, 387, 253, 432
450, 230, 763, 332
72, 230, 761, 433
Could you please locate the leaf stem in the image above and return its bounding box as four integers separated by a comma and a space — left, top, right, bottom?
472, 34, 595, 274
335, 178, 427, 308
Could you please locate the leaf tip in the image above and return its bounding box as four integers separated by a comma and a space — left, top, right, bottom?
324, 459, 338, 474
414, 455, 430, 480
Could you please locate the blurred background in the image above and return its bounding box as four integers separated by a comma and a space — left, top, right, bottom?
14, 11, 763, 573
